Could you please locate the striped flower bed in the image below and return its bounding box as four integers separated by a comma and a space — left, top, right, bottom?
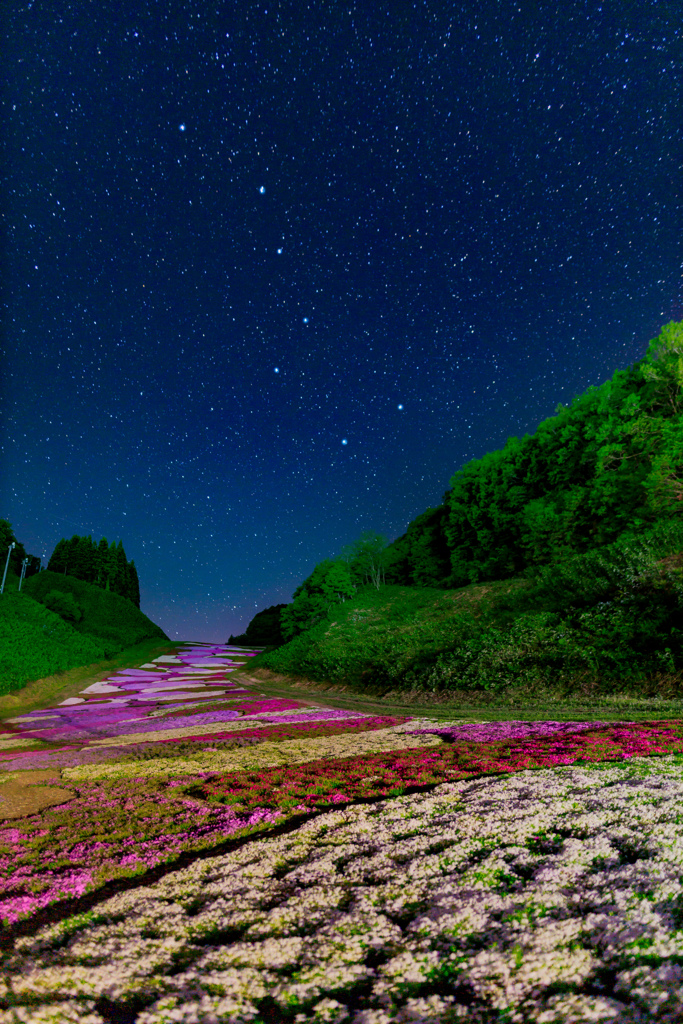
1, 644, 683, 1021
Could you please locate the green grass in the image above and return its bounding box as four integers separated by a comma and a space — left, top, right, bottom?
0, 590, 107, 695
0, 571, 169, 698
0, 637, 186, 722
21, 571, 168, 657
252, 528, 683, 717
230, 662, 683, 723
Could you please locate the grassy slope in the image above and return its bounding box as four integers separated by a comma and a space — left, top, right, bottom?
0, 571, 169, 697
247, 564, 683, 720
0, 637, 186, 721
21, 571, 168, 655
0, 590, 107, 695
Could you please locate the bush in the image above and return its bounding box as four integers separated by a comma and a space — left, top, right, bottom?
42, 589, 83, 623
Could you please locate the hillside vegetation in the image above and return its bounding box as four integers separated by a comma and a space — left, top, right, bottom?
46, 533, 140, 606
255, 521, 683, 701
251, 322, 683, 700
0, 571, 168, 695
0, 590, 106, 694
22, 571, 168, 654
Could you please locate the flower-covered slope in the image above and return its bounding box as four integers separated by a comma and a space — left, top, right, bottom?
1, 644, 683, 1021
4, 759, 683, 1023
0, 644, 410, 770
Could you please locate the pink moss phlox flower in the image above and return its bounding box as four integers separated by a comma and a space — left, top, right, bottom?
411, 720, 616, 742
0, 868, 95, 926
0, 827, 30, 844
198, 720, 683, 814
119, 853, 147, 867
0, 785, 286, 927
5, 638, 682, 935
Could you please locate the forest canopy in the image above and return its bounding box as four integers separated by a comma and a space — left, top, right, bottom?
247, 321, 683, 644
47, 535, 140, 607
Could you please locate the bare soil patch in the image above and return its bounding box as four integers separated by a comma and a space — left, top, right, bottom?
0, 770, 77, 820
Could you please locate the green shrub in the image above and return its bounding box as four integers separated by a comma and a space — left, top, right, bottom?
42, 589, 83, 623
0, 592, 106, 694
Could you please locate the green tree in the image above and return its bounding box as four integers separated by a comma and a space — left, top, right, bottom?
95, 537, 111, 588
230, 603, 288, 646
280, 558, 357, 641
125, 560, 141, 607
381, 531, 412, 585
643, 418, 683, 515
78, 536, 98, 584
111, 540, 128, 598
406, 506, 453, 586
300, 558, 357, 605
642, 320, 683, 416
0, 519, 40, 581
0, 520, 20, 579
339, 530, 388, 589
280, 592, 329, 642
47, 538, 68, 575
46, 534, 140, 604
64, 536, 90, 582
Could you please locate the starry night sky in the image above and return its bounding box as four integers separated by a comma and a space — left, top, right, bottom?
2, 1, 681, 641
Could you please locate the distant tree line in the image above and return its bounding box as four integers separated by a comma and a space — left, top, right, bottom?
47, 535, 140, 608
229, 604, 287, 647
242, 320, 683, 645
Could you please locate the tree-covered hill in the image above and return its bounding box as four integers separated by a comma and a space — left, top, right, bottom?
243, 322, 683, 699
251, 320, 682, 646
228, 603, 286, 647
47, 535, 140, 606
0, 521, 167, 692
253, 518, 683, 703
21, 571, 167, 658
383, 319, 683, 590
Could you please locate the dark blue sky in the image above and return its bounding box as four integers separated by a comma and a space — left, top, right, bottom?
2, 1, 681, 641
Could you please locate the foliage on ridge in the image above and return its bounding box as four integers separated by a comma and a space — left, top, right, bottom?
252, 322, 683, 697
47, 534, 141, 606
21, 571, 168, 658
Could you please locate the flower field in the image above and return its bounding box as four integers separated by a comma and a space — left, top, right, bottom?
1, 644, 683, 1022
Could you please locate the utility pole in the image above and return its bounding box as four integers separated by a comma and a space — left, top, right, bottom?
18, 558, 29, 591
1, 543, 15, 595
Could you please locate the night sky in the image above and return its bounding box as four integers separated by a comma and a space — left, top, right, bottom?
2, 2, 681, 641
